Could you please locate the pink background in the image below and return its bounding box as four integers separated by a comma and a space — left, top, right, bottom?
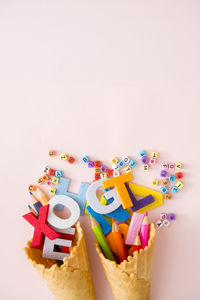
0, 1, 200, 299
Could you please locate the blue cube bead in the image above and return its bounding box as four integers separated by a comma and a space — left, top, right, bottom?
82, 156, 89, 163
55, 170, 62, 177
129, 160, 136, 168
168, 175, 176, 182
171, 186, 178, 193
118, 160, 125, 168
160, 186, 168, 194
139, 150, 147, 157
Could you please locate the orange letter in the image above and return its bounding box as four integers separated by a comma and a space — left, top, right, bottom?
102, 173, 133, 209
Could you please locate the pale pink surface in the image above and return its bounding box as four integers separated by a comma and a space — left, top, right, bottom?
0, 1, 200, 300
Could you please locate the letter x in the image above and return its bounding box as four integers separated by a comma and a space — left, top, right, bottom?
23, 204, 61, 248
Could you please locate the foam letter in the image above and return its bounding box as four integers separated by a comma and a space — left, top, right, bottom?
102, 173, 133, 208
23, 204, 61, 248
86, 179, 121, 214
48, 195, 80, 229
56, 177, 89, 215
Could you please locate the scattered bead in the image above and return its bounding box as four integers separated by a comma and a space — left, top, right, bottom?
113, 171, 120, 177
95, 167, 101, 173
163, 219, 170, 227
175, 181, 184, 189
161, 162, 169, 169
124, 166, 132, 173
150, 152, 158, 158
175, 162, 182, 169
42, 174, 49, 181
28, 185, 36, 192
60, 153, 68, 161
176, 172, 183, 179
118, 160, 126, 168
88, 161, 94, 168
129, 160, 136, 168
68, 156, 75, 164
160, 186, 168, 194
101, 166, 107, 172
152, 179, 158, 186
94, 161, 101, 167
37, 177, 44, 185
164, 193, 171, 200
111, 157, 118, 164
160, 170, 167, 177
171, 186, 178, 193
55, 170, 62, 177
82, 156, 89, 163
139, 150, 147, 157
123, 156, 130, 164
49, 150, 56, 157
42, 166, 49, 174
94, 173, 101, 180
168, 163, 174, 170
113, 164, 120, 171
141, 157, 149, 164
160, 213, 167, 221
168, 214, 176, 221
168, 213, 176, 221
155, 220, 163, 228
52, 177, 60, 184
100, 172, 107, 179
168, 175, 176, 182
149, 158, 156, 165
49, 187, 57, 195
106, 169, 113, 177
46, 180, 52, 186
161, 179, 169, 186
142, 164, 149, 170
48, 169, 55, 176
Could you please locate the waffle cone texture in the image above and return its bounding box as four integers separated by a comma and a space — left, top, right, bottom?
96, 223, 156, 300
24, 222, 96, 300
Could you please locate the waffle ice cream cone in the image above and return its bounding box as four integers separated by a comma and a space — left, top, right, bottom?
24, 222, 96, 300
96, 223, 156, 300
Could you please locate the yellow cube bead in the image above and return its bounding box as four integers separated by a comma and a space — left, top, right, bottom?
52, 176, 60, 184
175, 162, 182, 169
152, 179, 158, 186
100, 172, 107, 179
49, 150, 56, 157
60, 153, 68, 161
111, 157, 118, 164
142, 164, 149, 170
161, 179, 169, 186
49, 187, 57, 195
175, 181, 184, 189
124, 166, 132, 173
150, 152, 158, 158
